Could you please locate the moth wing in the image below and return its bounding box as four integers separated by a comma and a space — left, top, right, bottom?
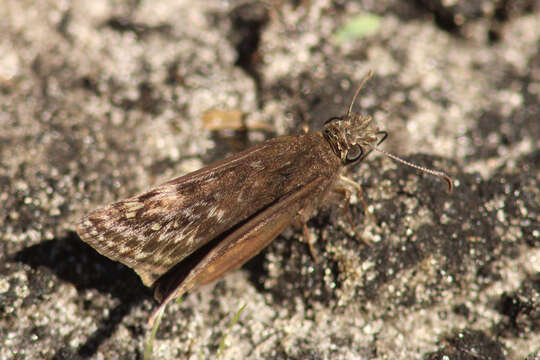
76, 136, 318, 288
149, 176, 331, 324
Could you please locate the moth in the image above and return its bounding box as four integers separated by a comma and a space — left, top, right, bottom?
76, 72, 452, 324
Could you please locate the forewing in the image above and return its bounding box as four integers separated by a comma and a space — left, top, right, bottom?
76, 135, 327, 288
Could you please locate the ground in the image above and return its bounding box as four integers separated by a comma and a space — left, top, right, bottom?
0, 0, 539, 359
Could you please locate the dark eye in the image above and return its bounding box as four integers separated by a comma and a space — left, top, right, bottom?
345, 145, 363, 163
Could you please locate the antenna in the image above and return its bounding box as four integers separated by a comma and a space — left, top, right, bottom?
373, 145, 454, 193
347, 71, 453, 193
348, 70, 374, 116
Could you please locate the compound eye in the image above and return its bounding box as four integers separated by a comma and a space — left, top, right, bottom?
345, 144, 363, 163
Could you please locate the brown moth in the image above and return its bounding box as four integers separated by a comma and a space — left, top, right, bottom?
76, 72, 453, 324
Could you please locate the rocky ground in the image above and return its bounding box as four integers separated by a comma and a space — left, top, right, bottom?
1, 0, 538, 359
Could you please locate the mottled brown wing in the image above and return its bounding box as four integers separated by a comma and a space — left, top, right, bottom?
148, 176, 331, 324
76, 132, 339, 288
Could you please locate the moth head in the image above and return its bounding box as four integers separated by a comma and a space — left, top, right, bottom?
322, 70, 382, 164
322, 114, 380, 164
323, 70, 454, 193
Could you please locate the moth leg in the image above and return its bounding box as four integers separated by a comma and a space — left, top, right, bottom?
332, 179, 373, 247
331, 187, 361, 239
337, 175, 374, 223
302, 221, 318, 262
291, 211, 319, 262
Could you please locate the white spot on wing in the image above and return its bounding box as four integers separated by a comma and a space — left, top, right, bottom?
117, 244, 130, 254
185, 232, 197, 248
207, 206, 227, 223
135, 250, 149, 260
216, 209, 226, 222
208, 206, 218, 218
250, 160, 264, 170
124, 201, 144, 211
